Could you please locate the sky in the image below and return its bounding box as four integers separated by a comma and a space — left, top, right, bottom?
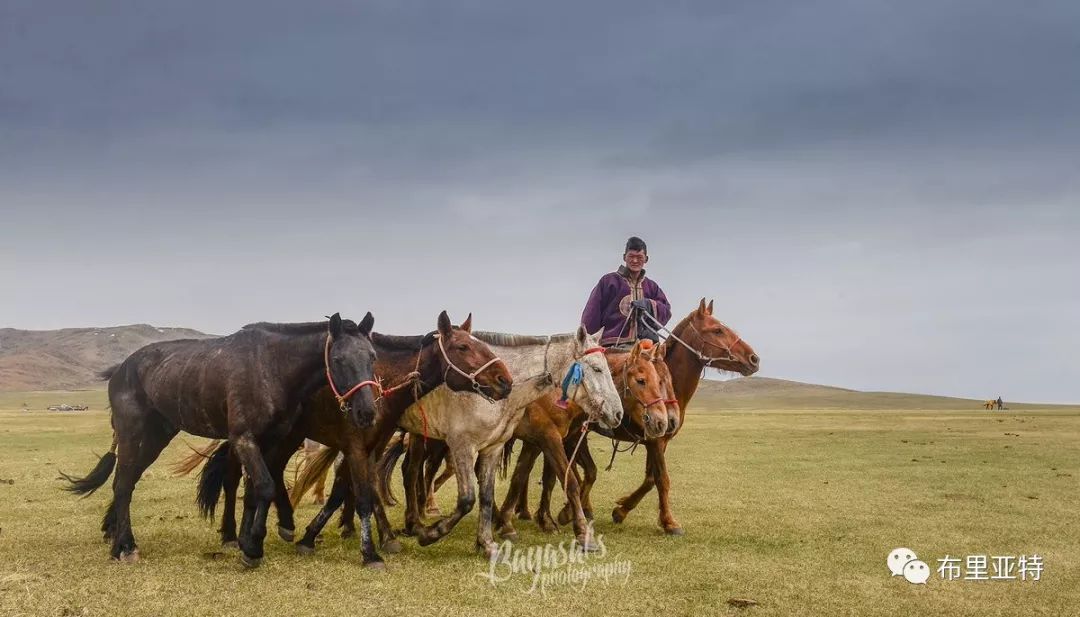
2, 1, 1078, 402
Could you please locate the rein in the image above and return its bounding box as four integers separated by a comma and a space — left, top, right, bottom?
324, 335, 381, 412
436, 333, 504, 402
640, 311, 742, 370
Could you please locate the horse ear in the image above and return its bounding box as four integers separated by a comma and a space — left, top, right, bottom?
358, 312, 374, 336
437, 311, 453, 338
697, 298, 707, 316
329, 313, 343, 338
460, 313, 473, 333
629, 340, 642, 363
707, 299, 714, 315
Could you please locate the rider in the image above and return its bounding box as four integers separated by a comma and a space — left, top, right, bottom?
581, 236, 672, 347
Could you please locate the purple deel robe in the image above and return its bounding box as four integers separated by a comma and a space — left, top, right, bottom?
580, 266, 672, 346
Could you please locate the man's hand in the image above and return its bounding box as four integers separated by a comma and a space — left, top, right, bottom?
630, 299, 653, 315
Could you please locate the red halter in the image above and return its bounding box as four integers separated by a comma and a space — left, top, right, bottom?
324, 335, 381, 412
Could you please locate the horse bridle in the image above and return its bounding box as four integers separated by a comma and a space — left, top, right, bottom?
640, 311, 742, 369
435, 333, 505, 403
323, 335, 381, 412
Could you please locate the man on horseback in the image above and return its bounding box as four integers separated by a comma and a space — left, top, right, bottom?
581, 236, 672, 347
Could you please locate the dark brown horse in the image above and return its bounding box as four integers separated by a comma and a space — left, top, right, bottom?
180, 312, 513, 566
61, 313, 379, 566
523, 299, 759, 534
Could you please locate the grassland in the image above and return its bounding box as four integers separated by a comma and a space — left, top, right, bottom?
1, 388, 1078, 616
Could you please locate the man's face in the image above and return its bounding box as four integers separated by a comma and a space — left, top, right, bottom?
623, 249, 648, 274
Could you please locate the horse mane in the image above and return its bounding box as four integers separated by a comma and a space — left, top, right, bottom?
241, 320, 351, 335
371, 332, 437, 351
471, 331, 575, 347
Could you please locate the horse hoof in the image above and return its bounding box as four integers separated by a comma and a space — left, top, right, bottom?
295, 543, 315, 556
557, 508, 573, 526
221, 540, 240, 551
240, 553, 262, 569
515, 510, 532, 521
364, 560, 386, 570
498, 529, 519, 541
417, 532, 439, 547
277, 526, 295, 543
664, 526, 685, 536
583, 509, 594, 522
476, 543, 499, 560
612, 507, 627, 524
576, 539, 601, 553
340, 527, 356, 539
118, 549, 140, 563
381, 539, 403, 554
425, 507, 442, 517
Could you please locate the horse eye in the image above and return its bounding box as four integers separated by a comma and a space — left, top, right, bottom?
592, 366, 603, 373
457, 344, 469, 352
636, 378, 646, 386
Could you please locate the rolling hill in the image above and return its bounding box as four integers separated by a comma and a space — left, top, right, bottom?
0, 325, 214, 391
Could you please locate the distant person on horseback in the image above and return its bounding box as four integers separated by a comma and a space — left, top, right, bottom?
581, 236, 672, 347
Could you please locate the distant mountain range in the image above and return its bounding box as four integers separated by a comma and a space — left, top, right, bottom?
0, 325, 1066, 408
0, 325, 213, 390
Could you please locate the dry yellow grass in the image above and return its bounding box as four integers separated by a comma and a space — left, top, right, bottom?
1, 389, 1078, 616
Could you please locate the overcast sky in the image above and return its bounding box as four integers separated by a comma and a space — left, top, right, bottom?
2, 1, 1078, 402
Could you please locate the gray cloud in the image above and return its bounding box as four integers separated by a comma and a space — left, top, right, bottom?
2, 1, 1078, 402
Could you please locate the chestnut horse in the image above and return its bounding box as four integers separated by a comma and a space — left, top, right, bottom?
61, 313, 379, 566
176, 312, 512, 567
494, 339, 670, 544
522, 299, 758, 535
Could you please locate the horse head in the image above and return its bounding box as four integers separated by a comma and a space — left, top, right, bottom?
326, 312, 379, 429
567, 326, 623, 429
429, 311, 513, 400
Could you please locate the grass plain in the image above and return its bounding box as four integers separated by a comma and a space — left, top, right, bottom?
1, 388, 1078, 616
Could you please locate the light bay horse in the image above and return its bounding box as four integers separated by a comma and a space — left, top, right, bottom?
297, 326, 623, 557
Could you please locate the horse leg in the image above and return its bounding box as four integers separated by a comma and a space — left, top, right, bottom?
651, 438, 682, 535
535, 454, 560, 533
474, 448, 502, 559
558, 436, 595, 524
400, 437, 426, 536
338, 459, 357, 538
423, 443, 447, 517
511, 442, 541, 522
343, 442, 383, 568
612, 446, 657, 524
108, 408, 177, 561
372, 497, 401, 554
271, 448, 297, 542
540, 435, 596, 550
295, 470, 349, 555
496, 441, 540, 540
220, 451, 242, 548
576, 438, 598, 522
417, 440, 477, 547
231, 432, 276, 568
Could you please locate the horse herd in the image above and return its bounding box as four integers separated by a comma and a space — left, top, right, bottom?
62, 299, 759, 569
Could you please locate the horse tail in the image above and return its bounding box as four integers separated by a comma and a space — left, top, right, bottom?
170, 439, 222, 477
291, 445, 338, 508
376, 431, 407, 506
499, 438, 516, 480
195, 441, 231, 519
59, 432, 119, 496
99, 364, 121, 381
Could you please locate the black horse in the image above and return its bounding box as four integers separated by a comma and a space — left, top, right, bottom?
61, 312, 378, 567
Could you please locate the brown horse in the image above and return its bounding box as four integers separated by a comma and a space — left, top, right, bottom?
494, 339, 670, 545
179, 312, 513, 567
523, 299, 758, 534
61, 313, 379, 566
